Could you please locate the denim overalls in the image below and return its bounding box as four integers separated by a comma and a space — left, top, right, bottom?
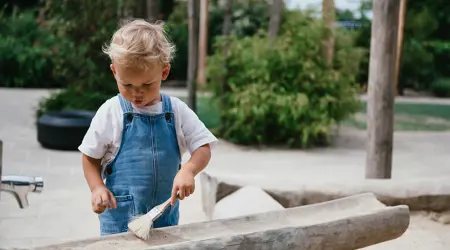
99, 93, 181, 236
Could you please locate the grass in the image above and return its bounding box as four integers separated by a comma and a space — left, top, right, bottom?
344, 101, 450, 131
181, 96, 450, 132
179, 97, 220, 130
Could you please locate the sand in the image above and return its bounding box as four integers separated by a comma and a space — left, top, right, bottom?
64, 238, 149, 250
364, 212, 450, 250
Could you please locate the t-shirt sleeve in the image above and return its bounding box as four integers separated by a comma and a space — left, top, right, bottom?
177, 99, 218, 154
78, 100, 115, 159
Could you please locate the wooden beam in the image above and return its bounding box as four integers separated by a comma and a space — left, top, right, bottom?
197, 0, 209, 86
187, 0, 199, 112
322, 0, 335, 67
395, 0, 407, 96
366, 0, 401, 179
268, 0, 283, 41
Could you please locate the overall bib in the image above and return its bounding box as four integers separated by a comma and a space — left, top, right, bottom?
99, 93, 181, 236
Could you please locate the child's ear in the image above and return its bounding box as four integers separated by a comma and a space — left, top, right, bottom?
161, 64, 171, 81
110, 64, 116, 76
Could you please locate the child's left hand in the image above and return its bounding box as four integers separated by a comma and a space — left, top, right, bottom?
171, 166, 195, 205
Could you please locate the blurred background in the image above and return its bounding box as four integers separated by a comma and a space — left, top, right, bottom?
1, 0, 450, 248
1, 0, 450, 146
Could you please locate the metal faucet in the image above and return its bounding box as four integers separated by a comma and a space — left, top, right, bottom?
0, 140, 44, 208
1, 175, 44, 208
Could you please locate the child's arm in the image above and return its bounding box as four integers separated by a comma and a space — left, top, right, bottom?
78, 99, 118, 213
82, 154, 117, 213
171, 144, 212, 205
170, 99, 218, 204
82, 154, 104, 191
181, 143, 211, 176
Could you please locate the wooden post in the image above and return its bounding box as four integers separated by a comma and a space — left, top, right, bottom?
146, 0, 159, 21
322, 0, 335, 67
395, 0, 407, 96
197, 0, 209, 86
0, 140, 2, 200
220, 0, 233, 114
366, 0, 401, 179
0, 140, 2, 180
268, 0, 283, 41
187, 0, 199, 112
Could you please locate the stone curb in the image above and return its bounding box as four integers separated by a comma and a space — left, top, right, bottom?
200, 172, 450, 219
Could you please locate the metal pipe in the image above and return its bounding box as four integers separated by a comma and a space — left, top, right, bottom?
0, 140, 44, 208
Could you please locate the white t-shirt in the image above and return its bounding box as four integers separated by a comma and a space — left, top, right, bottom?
78, 95, 218, 169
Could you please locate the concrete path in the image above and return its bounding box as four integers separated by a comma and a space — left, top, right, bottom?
0, 88, 449, 249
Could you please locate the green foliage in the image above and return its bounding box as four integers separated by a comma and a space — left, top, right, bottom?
165, 0, 271, 80
345, 0, 450, 95
207, 10, 363, 148
35, 0, 125, 116
40, 0, 122, 93
0, 7, 72, 88
400, 6, 440, 91
36, 86, 111, 117
431, 78, 450, 98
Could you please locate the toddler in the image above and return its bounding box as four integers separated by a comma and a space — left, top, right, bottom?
78, 19, 218, 236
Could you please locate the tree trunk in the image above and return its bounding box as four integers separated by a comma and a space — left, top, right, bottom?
146, 0, 159, 21
197, 0, 209, 86
187, 0, 199, 112
322, 0, 335, 67
268, 0, 283, 41
366, 0, 401, 179
395, 0, 407, 96
134, 0, 147, 19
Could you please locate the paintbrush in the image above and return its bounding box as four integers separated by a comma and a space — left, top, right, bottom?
128, 195, 178, 240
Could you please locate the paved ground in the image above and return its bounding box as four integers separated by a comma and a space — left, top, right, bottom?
0, 88, 449, 249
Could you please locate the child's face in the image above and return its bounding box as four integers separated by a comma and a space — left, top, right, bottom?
111, 63, 170, 107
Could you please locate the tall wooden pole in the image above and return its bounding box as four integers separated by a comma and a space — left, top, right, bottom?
395, 0, 407, 96
322, 0, 335, 67
366, 0, 401, 179
0, 140, 2, 200
268, 0, 283, 41
146, 0, 159, 21
197, 0, 209, 86
0, 140, 3, 182
187, 0, 199, 112
220, 0, 233, 118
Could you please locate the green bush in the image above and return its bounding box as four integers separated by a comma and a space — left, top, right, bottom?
165, 0, 271, 80
206, 10, 363, 148
36, 0, 126, 116
0, 8, 72, 88
431, 78, 450, 98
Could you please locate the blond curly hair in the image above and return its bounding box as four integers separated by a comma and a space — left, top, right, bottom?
103, 19, 175, 70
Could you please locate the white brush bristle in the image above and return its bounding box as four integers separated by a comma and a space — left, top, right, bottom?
128, 215, 153, 240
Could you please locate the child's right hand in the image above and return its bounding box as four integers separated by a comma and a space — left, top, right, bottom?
91, 186, 117, 214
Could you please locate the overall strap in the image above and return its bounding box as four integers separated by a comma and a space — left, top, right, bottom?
161, 93, 173, 113
117, 94, 133, 113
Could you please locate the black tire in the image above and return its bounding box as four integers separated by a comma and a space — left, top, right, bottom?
37, 110, 95, 150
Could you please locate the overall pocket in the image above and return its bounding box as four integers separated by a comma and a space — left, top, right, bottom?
99, 194, 135, 235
